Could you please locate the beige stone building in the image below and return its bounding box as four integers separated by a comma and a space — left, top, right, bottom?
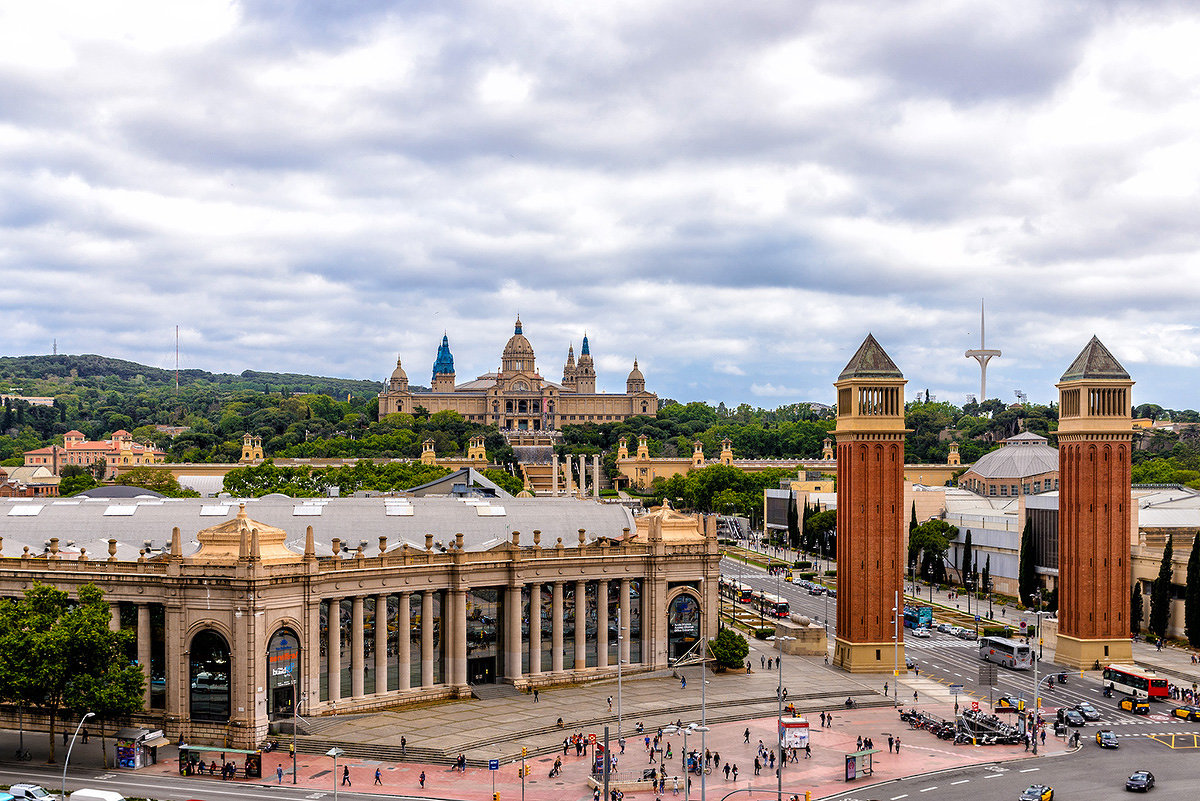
24, 429, 165, 478
377, 318, 657, 433
0, 492, 717, 749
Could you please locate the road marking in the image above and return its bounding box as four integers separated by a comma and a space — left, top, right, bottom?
950, 779, 970, 785
919, 787, 938, 793
890, 795, 908, 800
983, 773, 1001, 779
1019, 767, 1040, 773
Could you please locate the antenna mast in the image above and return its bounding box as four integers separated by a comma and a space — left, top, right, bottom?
964, 299, 1001, 401
175, 325, 179, 393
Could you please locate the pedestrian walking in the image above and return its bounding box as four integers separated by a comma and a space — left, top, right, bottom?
754, 757, 761, 775
804, 743, 811, 759
724, 763, 731, 780
883, 682, 888, 697
732, 764, 739, 781
888, 735, 894, 753
277, 766, 283, 783
672, 776, 679, 795
856, 736, 862, 751
419, 771, 426, 789
714, 752, 720, 770
761, 655, 766, 669
681, 675, 687, 689
1040, 729, 1046, 746
375, 767, 382, 785
819, 711, 826, 727
824, 653, 829, 665
895, 737, 901, 753
401, 736, 406, 756
744, 728, 750, 743
81, 728, 89, 744
913, 690, 919, 703
342, 765, 351, 786
782, 687, 788, 702
619, 736, 626, 754
534, 688, 539, 702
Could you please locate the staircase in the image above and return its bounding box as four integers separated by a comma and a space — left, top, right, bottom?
520, 462, 559, 496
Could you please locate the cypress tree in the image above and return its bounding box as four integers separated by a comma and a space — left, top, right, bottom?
1186, 533, 1200, 647
1131, 586, 1144, 636
786, 491, 800, 551
1018, 517, 1037, 606
962, 529, 973, 586
1150, 532, 1174, 639
982, 554, 991, 597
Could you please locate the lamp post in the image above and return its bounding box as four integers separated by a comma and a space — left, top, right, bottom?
663, 724, 698, 801
326, 747, 344, 801
62, 711, 94, 801
891, 592, 900, 706
775, 635, 795, 801
293, 689, 306, 783
617, 609, 624, 737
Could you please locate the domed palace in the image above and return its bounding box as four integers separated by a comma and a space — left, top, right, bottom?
958, 431, 1060, 498
378, 317, 657, 439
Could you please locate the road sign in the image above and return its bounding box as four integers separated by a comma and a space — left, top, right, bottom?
949, 683, 964, 696
589, 733, 597, 745
975, 615, 981, 622
979, 664, 998, 686
971, 701, 980, 712
489, 759, 499, 771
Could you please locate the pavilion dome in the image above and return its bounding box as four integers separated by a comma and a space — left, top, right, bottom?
967, 432, 1058, 479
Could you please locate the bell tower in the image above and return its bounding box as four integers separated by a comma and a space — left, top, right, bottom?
1055, 336, 1134, 669
833, 334, 908, 673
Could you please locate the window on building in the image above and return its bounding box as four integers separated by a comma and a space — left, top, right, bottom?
189, 630, 231, 722
988, 484, 996, 496
1000, 485, 1008, 496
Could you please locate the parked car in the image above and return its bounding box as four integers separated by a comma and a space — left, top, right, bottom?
937, 622, 953, 633
911, 627, 931, 638
1172, 705, 1200, 721
1074, 702, 1101, 721
0, 792, 16, 801
906, 656, 917, 670
9, 786, 61, 801
69, 792, 127, 801
1096, 730, 1119, 749
1018, 784, 1053, 801
1125, 770, 1155, 792
1120, 697, 1151, 715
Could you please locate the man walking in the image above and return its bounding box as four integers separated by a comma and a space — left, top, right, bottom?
888, 735, 894, 753
743, 728, 750, 743
342, 765, 351, 786
375, 767, 382, 785
419, 771, 426, 789
277, 766, 284, 783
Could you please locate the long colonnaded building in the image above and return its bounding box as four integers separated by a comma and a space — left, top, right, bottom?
377, 317, 657, 433
0, 492, 717, 748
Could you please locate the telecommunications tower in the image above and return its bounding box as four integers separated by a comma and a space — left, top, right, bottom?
965, 299, 1001, 401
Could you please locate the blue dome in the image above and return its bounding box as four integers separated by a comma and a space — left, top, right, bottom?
432, 334, 455, 379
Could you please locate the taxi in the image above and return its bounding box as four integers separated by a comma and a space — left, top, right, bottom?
1095, 729, 1119, 749
995, 695, 1024, 711
1120, 697, 1151, 715
1172, 704, 1200, 721
1018, 784, 1053, 801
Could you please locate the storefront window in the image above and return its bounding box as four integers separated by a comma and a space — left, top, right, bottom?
466, 587, 500, 684
667, 594, 701, 662
189, 630, 231, 722
267, 628, 299, 719
629, 579, 642, 663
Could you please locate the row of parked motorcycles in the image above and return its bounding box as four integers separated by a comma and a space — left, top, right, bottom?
899, 707, 1024, 746
899, 708, 957, 740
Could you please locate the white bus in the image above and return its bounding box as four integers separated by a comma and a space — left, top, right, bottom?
978, 636, 1034, 670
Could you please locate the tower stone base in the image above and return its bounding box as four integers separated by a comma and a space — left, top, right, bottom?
833, 637, 907, 674
1055, 634, 1132, 671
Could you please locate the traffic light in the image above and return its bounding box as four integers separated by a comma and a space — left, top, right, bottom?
521, 746, 527, 758
493, 794, 500, 801
524, 765, 532, 776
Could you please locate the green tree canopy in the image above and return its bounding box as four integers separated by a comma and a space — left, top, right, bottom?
1150, 533, 1174, 639
708, 627, 750, 669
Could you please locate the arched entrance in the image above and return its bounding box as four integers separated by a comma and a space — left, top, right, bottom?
268, 628, 300, 719
667, 594, 701, 662
189, 629, 231, 722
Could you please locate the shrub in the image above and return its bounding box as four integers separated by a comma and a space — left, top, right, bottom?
794, 560, 812, 569
708, 628, 750, 669
824, 570, 837, 577
754, 627, 775, 640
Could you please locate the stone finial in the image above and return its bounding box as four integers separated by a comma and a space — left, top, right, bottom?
622, 527, 630, 542
138, 548, 146, 563
22, 545, 30, 558
425, 533, 434, 552
108, 538, 118, 561
250, 527, 262, 561
332, 537, 342, 556
171, 526, 182, 558
50, 537, 60, 558
455, 533, 464, 551
237, 502, 248, 519
511, 530, 520, 546
379, 535, 388, 555
78, 548, 88, 561
556, 537, 563, 551
304, 526, 315, 558
578, 528, 586, 546
238, 526, 250, 561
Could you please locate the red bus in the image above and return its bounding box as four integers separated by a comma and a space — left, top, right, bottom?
719, 578, 754, 604
1102, 664, 1169, 699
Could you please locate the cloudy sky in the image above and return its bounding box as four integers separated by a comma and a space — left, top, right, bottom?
2, 1, 1198, 409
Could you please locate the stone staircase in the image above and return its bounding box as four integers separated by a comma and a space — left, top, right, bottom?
470, 683, 524, 701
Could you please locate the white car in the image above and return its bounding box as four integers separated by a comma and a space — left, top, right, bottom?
911, 627, 931, 638
9, 786, 61, 801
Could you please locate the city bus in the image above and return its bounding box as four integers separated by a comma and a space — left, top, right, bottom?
978, 636, 1034, 670
752, 590, 790, 618
903, 605, 933, 629
1102, 664, 1169, 699
719, 578, 754, 604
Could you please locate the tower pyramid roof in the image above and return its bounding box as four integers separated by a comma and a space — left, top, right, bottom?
433, 334, 455, 377
838, 334, 903, 381
1060, 336, 1129, 381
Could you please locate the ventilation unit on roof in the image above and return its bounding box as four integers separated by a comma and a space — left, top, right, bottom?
476, 506, 506, 517
293, 505, 323, 517
7, 505, 43, 517
104, 506, 137, 516
200, 505, 231, 516
385, 505, 414, 516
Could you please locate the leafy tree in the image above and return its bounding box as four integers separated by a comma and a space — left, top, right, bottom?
1018, 517, 1038, 606
113, 466, 198, 497
58, 464, 98, 496
1150, 532, 1174, 639
1131, 586, 1144, 636
0, 583, 144, 764
908, 519, 958, 583
707, 627, 750, 670
481, 468, 523, 496
786, 492, 800, 550
804, 510, 837, 559
1188, 533, 1200, 647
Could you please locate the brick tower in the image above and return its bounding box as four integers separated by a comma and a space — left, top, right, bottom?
833, 335, 908, 673
1055, 336, 1134, 669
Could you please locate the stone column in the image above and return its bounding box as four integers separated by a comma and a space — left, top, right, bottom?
596, 580, 609, 669
574, 580, 588, 670
350, 596, 364, 698
109, 603, 121, 632
551, 582, 564, 673
578, 455, 586, 495
552, 453, 559, 496
397, 593, 411, 692
620, 579, 631, 666
451, 589, 468, 687
529, 583, 542, 676
137, 604, 152, 707
421, 592, 434, 688
306, 599, 321, 711
593, 454, 601, 499
165, 604, 185, 718
375, 594, 388, 695
505, 584, 523, 681
328, 599, 342, 703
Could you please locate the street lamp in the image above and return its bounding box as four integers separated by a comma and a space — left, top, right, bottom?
62, 711, 94, 801
775, 635, 795, 801
663, 723, 700, 801
293, 689, 306, 783
326, 747, 344, 801
891, 592, 900, 706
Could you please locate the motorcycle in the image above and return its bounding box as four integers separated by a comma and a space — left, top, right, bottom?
1103, 686, 1114, 698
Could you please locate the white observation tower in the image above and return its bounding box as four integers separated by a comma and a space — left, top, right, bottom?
965, 299, 1001, 401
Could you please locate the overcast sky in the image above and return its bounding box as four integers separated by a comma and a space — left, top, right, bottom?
2, 1, 1198, 409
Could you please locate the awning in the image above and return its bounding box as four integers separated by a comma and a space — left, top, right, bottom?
143, 736, 170, 748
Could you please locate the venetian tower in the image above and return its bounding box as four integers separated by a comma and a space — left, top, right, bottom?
833, 334, 908, 673
1055, 336, 1134, 669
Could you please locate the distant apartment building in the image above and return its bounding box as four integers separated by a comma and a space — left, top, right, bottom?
0, 394, 56, 407
24, 429, 166, 478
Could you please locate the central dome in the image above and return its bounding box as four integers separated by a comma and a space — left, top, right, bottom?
502, 316, 536, 372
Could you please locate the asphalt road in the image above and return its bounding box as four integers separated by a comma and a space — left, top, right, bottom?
725, 556, 1200, 801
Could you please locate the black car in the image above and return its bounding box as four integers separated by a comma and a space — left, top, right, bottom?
1126, 770, 1154, 792
1062, 709, 1086, 727
1074, 702, 1101, 721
